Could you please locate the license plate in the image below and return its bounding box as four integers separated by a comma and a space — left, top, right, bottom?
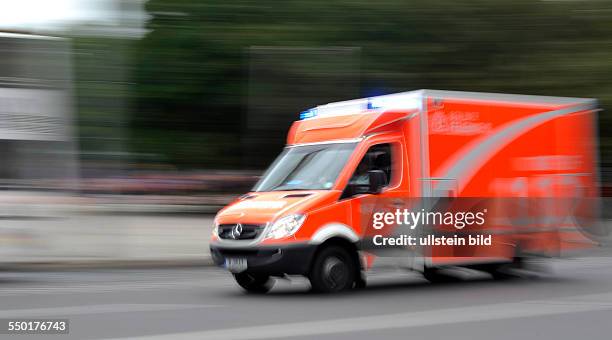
225, 257, 247, 273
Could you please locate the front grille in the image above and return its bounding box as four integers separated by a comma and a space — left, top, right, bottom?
214, 248, 280, 257
218, 224, 265, 240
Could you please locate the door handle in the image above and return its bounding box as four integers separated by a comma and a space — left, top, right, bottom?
391, 199, 404, 208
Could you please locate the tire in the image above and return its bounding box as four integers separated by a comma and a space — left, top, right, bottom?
354, 275, 367, 289
484, 257, 524, 280
422, 267, 454, 283
309, 245, 356, 293
233, 272, 273, 294
486, 267, 514, 280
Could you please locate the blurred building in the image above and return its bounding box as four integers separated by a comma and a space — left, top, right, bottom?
0, 32, 78, 185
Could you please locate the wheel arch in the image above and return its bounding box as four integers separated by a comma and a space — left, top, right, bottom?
309, 222, 359, 244
310, 236, 363, 275
307, 223, 363, 275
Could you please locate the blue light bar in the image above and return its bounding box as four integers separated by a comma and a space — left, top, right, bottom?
366, 99, 381, 110
299, 91, 423, 120
299, 108, 318, 120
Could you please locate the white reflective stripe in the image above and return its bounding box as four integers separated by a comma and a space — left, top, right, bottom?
310, 223, 359, 244
436, 102, 596, 194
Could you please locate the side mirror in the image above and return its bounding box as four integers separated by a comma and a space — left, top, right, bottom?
368, 170, 387, 194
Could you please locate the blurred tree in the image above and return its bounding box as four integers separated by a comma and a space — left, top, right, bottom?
127, 0, 612, 174
73, 35, 133, 176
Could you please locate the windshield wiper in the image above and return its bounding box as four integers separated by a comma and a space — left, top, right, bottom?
271, 186, 315, 191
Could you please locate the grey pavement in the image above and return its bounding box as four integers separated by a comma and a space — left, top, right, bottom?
1, 257, 612, 339
0, 214, 215, 265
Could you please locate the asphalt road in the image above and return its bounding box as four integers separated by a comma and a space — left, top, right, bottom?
2, 258, 612, 340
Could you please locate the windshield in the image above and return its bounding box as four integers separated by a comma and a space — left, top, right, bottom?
253, 143, 357, 192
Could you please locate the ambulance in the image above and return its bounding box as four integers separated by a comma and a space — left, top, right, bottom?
210, 90, 600, 293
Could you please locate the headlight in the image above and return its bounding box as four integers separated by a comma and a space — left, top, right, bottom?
211, 218, 219, 237
264, 214, 306, 240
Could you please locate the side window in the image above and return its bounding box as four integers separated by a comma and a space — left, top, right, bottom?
343, 143, 396, 198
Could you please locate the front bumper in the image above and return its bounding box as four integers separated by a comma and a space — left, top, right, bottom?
210, 243, 317, 276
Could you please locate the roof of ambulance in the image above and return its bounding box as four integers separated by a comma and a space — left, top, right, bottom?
287, 89, 596, 145
423, 89, 595, 105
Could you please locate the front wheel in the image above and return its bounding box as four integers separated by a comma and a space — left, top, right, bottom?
309, 246, 356, 293
233, 272, 273, 294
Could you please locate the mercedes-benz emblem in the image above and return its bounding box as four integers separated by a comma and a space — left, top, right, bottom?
231, 223, 243, 239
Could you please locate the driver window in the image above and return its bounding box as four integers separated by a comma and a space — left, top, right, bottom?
344, 143, 394, 197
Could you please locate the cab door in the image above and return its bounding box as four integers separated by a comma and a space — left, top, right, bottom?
339, 136, 409, 239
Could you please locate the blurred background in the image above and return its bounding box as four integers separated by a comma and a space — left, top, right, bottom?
4, 3, 612, 339
1, 0, 612, 264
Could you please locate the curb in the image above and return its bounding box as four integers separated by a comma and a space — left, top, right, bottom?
0, 258, 215, 272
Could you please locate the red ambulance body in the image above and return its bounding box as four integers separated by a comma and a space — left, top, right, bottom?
210, 90, 600, 293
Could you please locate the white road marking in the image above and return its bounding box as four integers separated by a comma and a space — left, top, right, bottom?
108, 292, 612, 340
0, 304, 222, 318
0, 277, 231, 296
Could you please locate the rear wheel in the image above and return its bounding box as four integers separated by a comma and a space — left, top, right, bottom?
233, 272, 273, 294
422, 267, 455, 283
484, 257, 524, 280
309, 246, 356, 293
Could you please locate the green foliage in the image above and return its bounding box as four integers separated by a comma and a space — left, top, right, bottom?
122, 0, 612, 169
